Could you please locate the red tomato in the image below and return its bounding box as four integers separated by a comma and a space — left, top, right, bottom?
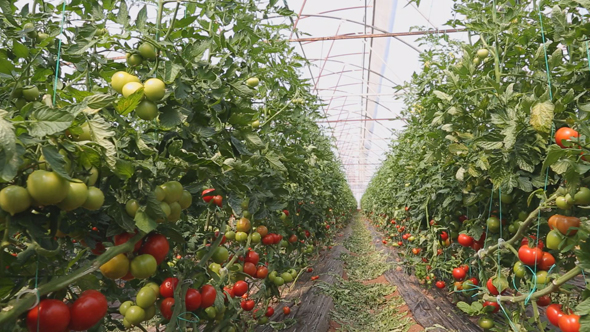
233, 281, 248, 297
68, 290, 108, 331
184, 288, 202, 311
547, 304, 564, 326
283, 306, 291, 315
274, 234, 282, 244
200, 284, 217, 308
436, 248, 443, 256
262, 235, 274, 245
457, 234, 473, 247
243, 262, 257, 277
160, 298, 175, 320
214, 231, 226, 245
559, 314, 580, 332
91, 242, 105, 255
160, 277, 179, 298
307, 267, 313, 272
213, 195, 223, 207
521, 236, 544, 249
397, 241, 403, 246
304, 230, 310, 238
256, 265, 269, 279
311, 275, 319, 280
26, 299, 70, 332
265, 306, 274, 317
288, 234, 298, 243
555, 127, 579, 148
245, 251, 260, 265
536, 295, 551, 307
283, 209, 289, 216
460, 264, 470, 272
139, 233, 169, 265
114, 232, 142, 252
468, 277, 478, 286
223, 286, 235, 299
518, 245, 543, 266
241, 299, 255, 311
202, 189, 215, 202
458, 215, 468, 222
483, 301, 499, 313
538, 252, 556, 271
452, 268, 466, 280
440, 231, 448, 241
486, 278, 499, 295
471, 241, 482, 251
435, 281, 446, 289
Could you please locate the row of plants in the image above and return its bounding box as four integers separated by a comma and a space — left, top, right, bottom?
0, 0, 356, 331
362, 0, 590, 331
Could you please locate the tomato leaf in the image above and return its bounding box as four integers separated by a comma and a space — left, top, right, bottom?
136, 5, 147, 30
530, 101, 555, 134
0, 110, 19, 181
27, 106, 75, 137
115, 88, 144, 115
266, 152, 287, 172
116, 0, 129, 26
41, 146, 73, 180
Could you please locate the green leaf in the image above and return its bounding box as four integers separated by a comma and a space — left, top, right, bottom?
116, 0, 129, 26
109, 204, 135, 233
0, 110, 19, 181
266, 152, 287, 172
115, 88, 144, 115
159, 106, 185, 129
27, 106, 75, 137
530, 101, 554, 133
574, 0, 590, 10
230, 82, 254, 97
576, 297, 590, 315
227, 193, 243, 217
76, 274, 100, 291
551, 5, 567, 41
135, 210, 158, 234
456, 301, 476, 315
86, 116, 117, 168
41, 146, 73, 180
114, 159, 134, 179
161, 62, 183, 84
0, 277, 15, 300
433, 90, 452, 102
12, 41, 29, 59
136, 5, 148, 29
0, 0, 19, 26
244, 132, 265, 149
84, 94, 115, 110
230, 136, 252, 156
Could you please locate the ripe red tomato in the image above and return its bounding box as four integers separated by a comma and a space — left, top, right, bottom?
518, 245, 543, 266
256, 265, 269, 279
435, 281, 446, 289
91, 242, 105, 255
288, 234, 298, 243
397, 241, 403, 246
68, 290, 108, 330
558, 314, 580, 332
243, 262, 257, 277
440, 231, 448, 241
471, 241, 482, 251
265, 306, 274, 317
26, 299, 70, 332
538, 252, 556, 271
160, 298, 175, 320
521, 236, 544, 249
486, 277, 499, 295
182, 288, 201, 311
458, 215, 467, 222
555, 127, 579, 148
283, 306, 291, 315
213, 195, 223, 207
223, 286, 235, 299
436, 248, 443, 256
536, 295, 551, 307
457, 234, 473, 247
202, 189, 215, 202
160, 277, 179, 298
213, 231, 226, 245
200, 284, 217, 308
233, 280, 248, 297
547, 304, 564, 326
139, 233, 169, 265
114, 232, 142, 252
452, 267, 466, 280
468, 277, 478, 285
483, 301, 500, 313
262, 235, 274, 245
241, 299, 255, 311
245, 251, 260, 265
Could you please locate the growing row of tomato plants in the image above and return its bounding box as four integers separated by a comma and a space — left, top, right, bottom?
0, 0, 356, 331
363, 0, 590, 331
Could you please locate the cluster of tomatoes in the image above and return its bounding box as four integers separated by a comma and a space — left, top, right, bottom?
110, 64, 166, 121
27, 290, 107, 332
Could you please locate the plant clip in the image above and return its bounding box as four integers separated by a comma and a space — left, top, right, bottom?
497, 238, 505, 248
15, 288, 40, 310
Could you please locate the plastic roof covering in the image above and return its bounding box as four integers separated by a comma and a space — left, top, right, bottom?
280, 0, 467, 202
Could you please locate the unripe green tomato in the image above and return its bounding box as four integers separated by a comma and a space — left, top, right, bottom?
123, 318, 132, 328
513, 261, 526, 278
407, 236, 415, 242
144, 305, 156, 321
136, 287, 157, 308
556, 196, 572, 210
546, 230, 561, 250
259, 316, 269, 324
280, 272, 293, 283
125, 306, 146, 325
268, 270, 277, 282
119, 300, 133, 315
273, 276, 285, 286
251, 232, 261, 243
243, 210, 252, 218
225, 231, 236, 240
235, 231, 248, 242
536, 271, 549, 284
205, 307, 217, 319
518, 211, 528, 221
209, 262, 221, 274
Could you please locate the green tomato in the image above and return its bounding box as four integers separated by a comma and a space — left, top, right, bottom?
211, 247, 229, 264
518, 211, 528, 221
205, 307, 217, 319
478, 317, 494, 330
268, 270, 278, 282
288, 268, 298, 279
144, 282, 160, 296
500, 193, 513, 204
119, 300, 133, 315
225, 231, 236, 240
556, 196, 572, 210
486, 217, 500, 233
546, 230, 562, 250
130, 254, 157, 279
123, 318, 132, 328
273, 276, 285, 286
251, 232, 261, 243
125, 306, 146, 325
235, 231, 248, 242
280, 272, 293, 283
536, 271, 549, 284
280, 240, 288, 247
407, 236, 415, 242
513, 261, 526, 278
136, 287, 157, 308
574, 187, 590, 205
259, 316, 269, 324
144, 305, 156, 321
209, 262, 221, 274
